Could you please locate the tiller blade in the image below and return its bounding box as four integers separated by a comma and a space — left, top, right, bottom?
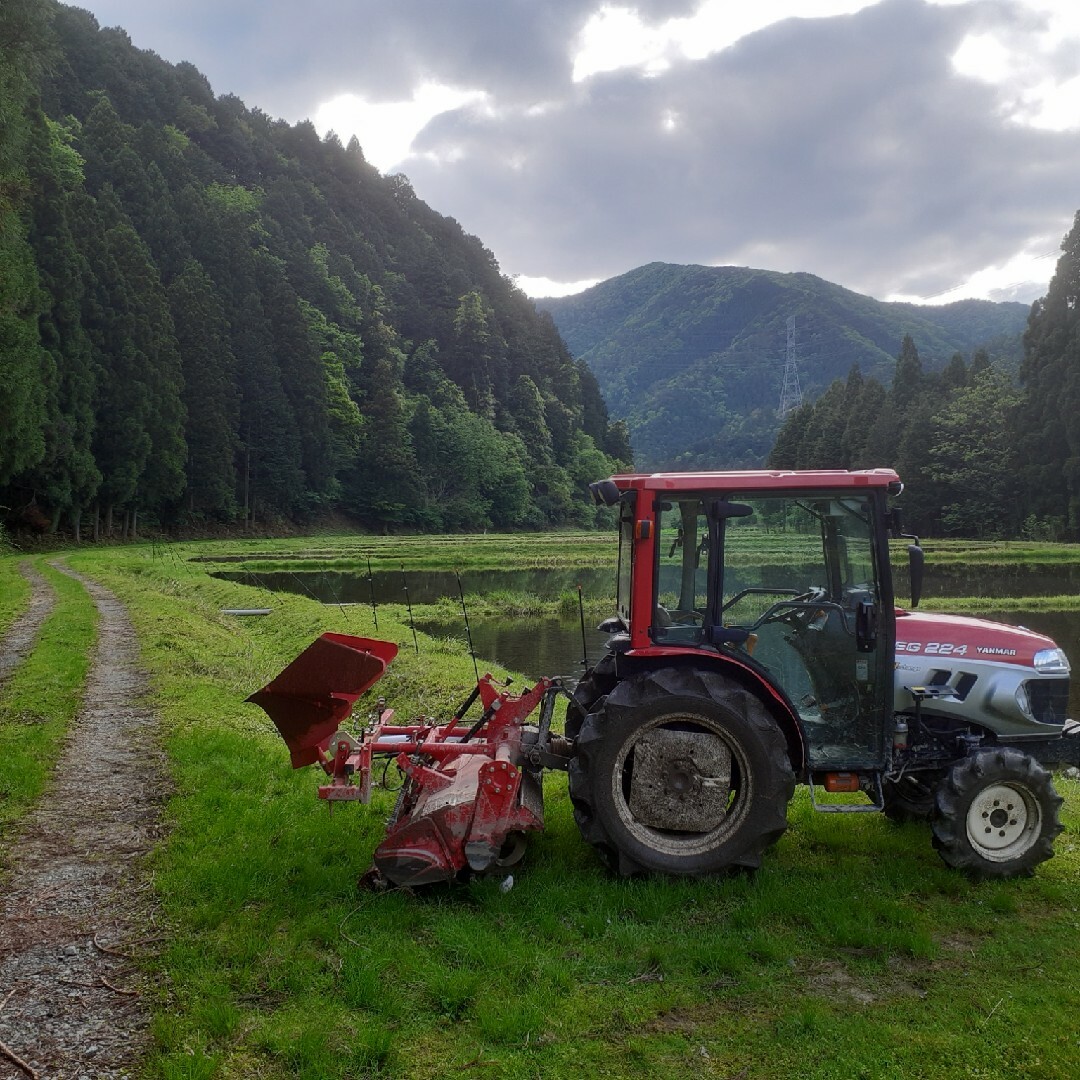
248, 634, 569, 888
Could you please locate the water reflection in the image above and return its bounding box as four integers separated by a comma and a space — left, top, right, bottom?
901, 563, 1080, 599
215, 562, 1080, 714
213, 566, 614, 606
416, 614, 611, 685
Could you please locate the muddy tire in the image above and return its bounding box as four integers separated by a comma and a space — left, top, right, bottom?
564, 656, 617, 741
567, 667, 794, 876
881, 772, 941, 823
932, 749, 1063, 878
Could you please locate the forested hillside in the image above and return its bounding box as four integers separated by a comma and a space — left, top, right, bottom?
770, 211, 1080, 541
538, 263, 1028, 470
0, 1, 631, 540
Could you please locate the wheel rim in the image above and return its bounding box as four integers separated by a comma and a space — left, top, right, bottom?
964, 782, 1042, 862
610, 711, 752, 857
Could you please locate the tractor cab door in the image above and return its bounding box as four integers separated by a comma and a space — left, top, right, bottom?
717, 493, 892, 771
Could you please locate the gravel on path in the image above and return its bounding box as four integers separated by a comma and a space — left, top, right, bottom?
0, 564, 166, 1080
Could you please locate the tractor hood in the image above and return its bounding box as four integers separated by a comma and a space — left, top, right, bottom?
894, 609, 1060, 668
247, 633, 398, 767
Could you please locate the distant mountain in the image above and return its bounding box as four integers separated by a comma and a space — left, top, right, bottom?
537, 263, 1031, 470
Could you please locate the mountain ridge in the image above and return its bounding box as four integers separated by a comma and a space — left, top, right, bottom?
537, 262, 1030, 469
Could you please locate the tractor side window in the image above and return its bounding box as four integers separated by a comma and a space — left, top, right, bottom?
653, 498, 709, 644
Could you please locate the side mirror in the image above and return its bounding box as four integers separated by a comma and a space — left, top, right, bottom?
589, 479, 621, 507
906, 540, 924, 608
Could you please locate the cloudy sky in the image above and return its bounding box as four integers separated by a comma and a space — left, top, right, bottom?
76, 0, 1080, 303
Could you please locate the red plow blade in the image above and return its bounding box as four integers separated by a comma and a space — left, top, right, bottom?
247, 633, 397, 767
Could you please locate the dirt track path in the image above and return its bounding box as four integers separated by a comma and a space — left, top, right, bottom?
0, 564, 55, 689
0, 563, 164, 1080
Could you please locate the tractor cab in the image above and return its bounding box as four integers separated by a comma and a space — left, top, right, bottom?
595, 470, 904, 773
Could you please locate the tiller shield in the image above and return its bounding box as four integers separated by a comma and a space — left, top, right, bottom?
248, 634, 568, 888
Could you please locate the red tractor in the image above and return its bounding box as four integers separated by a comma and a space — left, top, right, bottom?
251, 469, 1078, 887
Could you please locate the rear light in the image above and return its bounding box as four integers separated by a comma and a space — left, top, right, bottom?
824, 772, 860, 793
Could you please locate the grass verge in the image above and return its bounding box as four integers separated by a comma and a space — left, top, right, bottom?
0, 558, 98, 836
0, 553, 32, 640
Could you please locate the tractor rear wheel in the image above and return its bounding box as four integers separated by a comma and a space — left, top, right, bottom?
564, 656, 617, 742
568, 667, 794, 876
932, 749, 1063, 878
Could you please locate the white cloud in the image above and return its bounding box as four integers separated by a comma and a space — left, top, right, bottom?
314, 83, 487, 172
947, 2, 1080, 132
571, 1, 876, 82
515, 275, 601, 298
887, 246, 1060, 305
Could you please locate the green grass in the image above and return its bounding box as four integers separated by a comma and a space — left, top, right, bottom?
185, 530, 618, 572
0, 555, 32, 639
0, 558, 98, 834
4, 536, 1080, 1078
919, 593, 1080, 613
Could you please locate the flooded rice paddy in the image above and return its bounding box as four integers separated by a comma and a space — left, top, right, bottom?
214, 558, 1080, 714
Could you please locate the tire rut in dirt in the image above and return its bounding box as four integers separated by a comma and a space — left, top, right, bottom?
0, 562, 55, 689
932, 748, 1063, 878
569, 666, 795, 877
0, 563, 165, 1080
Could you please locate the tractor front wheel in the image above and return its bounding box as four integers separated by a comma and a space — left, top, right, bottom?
568, 667, 794, 876
932, 749, 1063, 878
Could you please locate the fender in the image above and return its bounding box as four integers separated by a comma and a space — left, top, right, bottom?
619, 644, 808, 774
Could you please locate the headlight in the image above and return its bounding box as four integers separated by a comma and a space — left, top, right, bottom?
1033, 648, 1071, 674
1015, 683, 1031, 719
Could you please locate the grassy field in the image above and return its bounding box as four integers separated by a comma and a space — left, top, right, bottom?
2, 535, 1080, 1078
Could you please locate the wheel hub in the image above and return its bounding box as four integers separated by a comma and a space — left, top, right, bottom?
965, 782, 1041, 860
627, 728, 731, 832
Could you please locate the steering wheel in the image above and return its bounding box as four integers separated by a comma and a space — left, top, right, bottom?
655, 606, 705, 628
751, 587, 827, 631
668, 608, 704, 623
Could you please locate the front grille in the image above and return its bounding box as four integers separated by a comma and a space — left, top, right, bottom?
1027, 679, 1070, 725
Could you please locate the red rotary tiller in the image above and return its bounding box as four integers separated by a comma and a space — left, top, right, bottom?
248, 632, 569, 888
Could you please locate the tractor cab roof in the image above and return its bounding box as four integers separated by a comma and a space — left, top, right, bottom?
609, 469, 901, 494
